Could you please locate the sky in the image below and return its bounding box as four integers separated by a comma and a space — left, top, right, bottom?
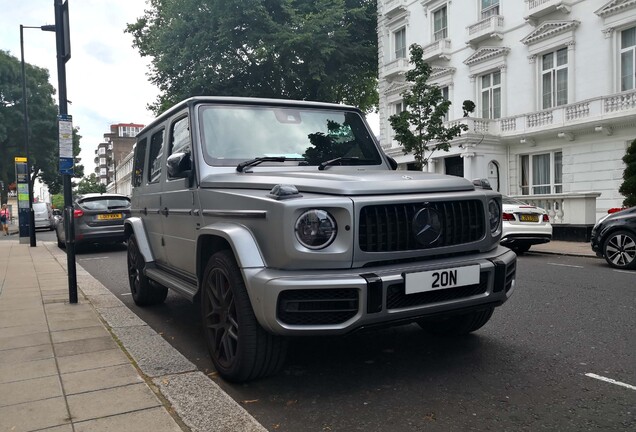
1, 0, 158, 176
1, 0, 380, 181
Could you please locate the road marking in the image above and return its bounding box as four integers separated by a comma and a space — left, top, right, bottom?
120, 293, 132, 296
585, 373, 636, 391
613, 269, 635, 275
547, 263, 584, 268
78, 257, 109, 261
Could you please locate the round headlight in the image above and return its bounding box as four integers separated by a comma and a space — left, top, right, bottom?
295, 210, 337, 250
488, 199, 501, 233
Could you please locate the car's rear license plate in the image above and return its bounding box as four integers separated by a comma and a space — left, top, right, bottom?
519, 214, 539, 222
97, 213, 122, 220
404, 265, 480, 295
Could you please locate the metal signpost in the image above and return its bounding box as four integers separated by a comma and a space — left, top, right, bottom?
54, 0, 77, 303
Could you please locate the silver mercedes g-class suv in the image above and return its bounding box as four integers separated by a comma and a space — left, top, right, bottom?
125, 96, 516, 382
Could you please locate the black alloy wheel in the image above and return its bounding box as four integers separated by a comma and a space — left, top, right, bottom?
201, 250, 286, 382
127, 235, 168, 306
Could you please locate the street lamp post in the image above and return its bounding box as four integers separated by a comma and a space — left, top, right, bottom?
20, 24, 56, 247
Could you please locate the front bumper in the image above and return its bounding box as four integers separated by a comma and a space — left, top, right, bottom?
244, 246, 517, 336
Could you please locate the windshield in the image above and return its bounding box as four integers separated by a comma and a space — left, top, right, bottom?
33, 203, 48, 212
78, 197, 131, 211
198, 104, 382, 168
502, 196, 528, 206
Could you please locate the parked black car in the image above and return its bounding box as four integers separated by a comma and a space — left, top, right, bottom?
56, 193, 131, 249
590, 206, 636, 270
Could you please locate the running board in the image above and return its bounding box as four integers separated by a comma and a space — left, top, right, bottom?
145, 268, 198, 301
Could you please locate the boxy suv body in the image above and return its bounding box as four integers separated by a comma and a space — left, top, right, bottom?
125, 97, 517, 382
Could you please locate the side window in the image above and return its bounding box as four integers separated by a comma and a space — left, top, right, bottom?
170, 116, 191, 156
148, 129, 165, 183
132, 138, 147, 187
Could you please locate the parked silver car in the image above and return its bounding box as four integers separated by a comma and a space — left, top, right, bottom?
125, 96, 517, 382
56, 193, 131, 249
32, 202, 55, 230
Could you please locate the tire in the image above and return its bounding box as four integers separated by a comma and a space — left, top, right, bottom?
201, 250, 287, 382
511, 244, 531, 255
127, 235, 168, 306
56, 230, 66, 249
417, 307, 495, 336
603, 230, 636, 270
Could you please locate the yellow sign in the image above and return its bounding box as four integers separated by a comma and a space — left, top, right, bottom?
15, 157, 27, 162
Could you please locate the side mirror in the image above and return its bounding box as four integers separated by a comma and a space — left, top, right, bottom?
167, 152, 192, 179
386, 155, 398, 170
472, 178, 492, 190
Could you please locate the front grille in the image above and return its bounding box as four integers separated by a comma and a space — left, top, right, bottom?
359, 201, 485, 252
277, 289, 358, 325
386, 273, 488, 309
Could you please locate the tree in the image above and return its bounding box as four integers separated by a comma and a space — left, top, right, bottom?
619, 137, 636, 207
389, 44, 469, 171
76, 174, 106, 194
126, 0, 378, 114
0, 50, 84, 203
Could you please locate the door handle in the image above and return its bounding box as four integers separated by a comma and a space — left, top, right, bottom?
160, 207, 169, 217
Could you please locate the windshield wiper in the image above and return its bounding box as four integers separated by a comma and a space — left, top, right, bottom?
236, 157, 286, 172
236, 156, 306, 172
318, 157, 376, 170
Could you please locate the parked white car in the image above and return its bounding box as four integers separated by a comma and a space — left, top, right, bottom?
500, 196, 552, 254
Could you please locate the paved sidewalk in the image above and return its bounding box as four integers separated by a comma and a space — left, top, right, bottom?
0, 240, 267, 432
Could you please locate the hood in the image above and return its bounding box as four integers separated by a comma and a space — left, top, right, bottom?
200, 170, 475, 195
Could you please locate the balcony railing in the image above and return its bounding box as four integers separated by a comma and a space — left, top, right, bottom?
384, 57, 410, 79
466, 15, 504, 45
422, 38, 452, 61
510, 192, 601, 225
496, 89, 636, 136
524, 0, 573, 21
384, 0, 408, 18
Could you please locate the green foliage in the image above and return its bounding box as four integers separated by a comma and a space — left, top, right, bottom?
619, 137, 636, 207
389, 44, 469, 171
50, 193, 64, 209
126, 0, 379, 114
462, 100, 475, 117
76, 174, 106, 194
0, 50, 84, 202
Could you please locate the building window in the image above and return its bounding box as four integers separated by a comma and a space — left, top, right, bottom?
481, 71, 501, 119
541, 48, 568, 109
433, 6, 448, 41
99, 157, 106, 166
99, 147, 106, 155
481, 0, 499, 19
394, 101, 406, 115
520, 151, 562, 195
394, 28, 406, 59
621, 26, 636, 91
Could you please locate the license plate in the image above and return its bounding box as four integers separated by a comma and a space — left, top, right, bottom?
97, 213, 122, 220
404, 265, 480, 295
519, 214, 539, 222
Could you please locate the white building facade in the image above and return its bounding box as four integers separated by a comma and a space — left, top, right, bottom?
378, 0, 636, 227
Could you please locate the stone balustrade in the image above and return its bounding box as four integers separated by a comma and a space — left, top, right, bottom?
509, 192, 601, 225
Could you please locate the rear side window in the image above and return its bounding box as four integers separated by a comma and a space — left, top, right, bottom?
78, 197, 131, 211
148, 129, 165, 183
132, 138, 147, 187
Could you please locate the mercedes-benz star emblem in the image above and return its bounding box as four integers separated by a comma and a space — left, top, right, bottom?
412, 206, 442, 246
